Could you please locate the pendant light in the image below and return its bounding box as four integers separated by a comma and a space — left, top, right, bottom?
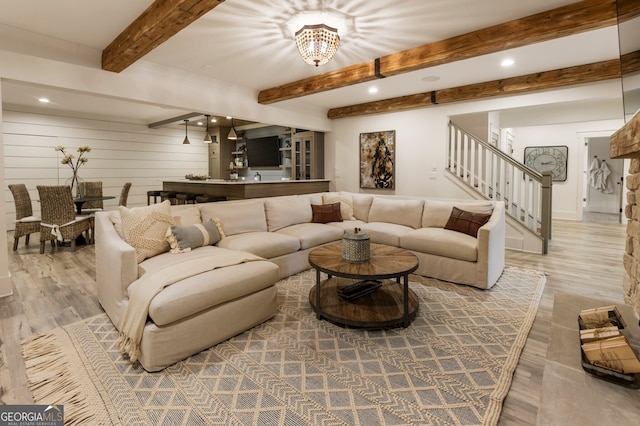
203, 114, 213, 143
228, 118, 239, 140
183, 119, 191, 144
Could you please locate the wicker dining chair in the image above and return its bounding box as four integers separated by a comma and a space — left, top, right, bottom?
37, 185, 91, 253
78, 181, 104, 243
8, 184, 41, 250
119, 182, 132, 207
79, 181, 103, 212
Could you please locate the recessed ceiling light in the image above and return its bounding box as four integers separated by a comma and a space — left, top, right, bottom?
210, 117, 217, 123
421, 75, 440, 83
501, 59, 515, 67
368, 87, 378, 94
226, 116, 232, 120
38, 97, 50, 103
197, 121, 203, 126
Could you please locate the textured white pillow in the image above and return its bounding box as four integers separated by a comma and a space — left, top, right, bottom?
368, 197, 424, 229
109, 210, 125, 240
119, 200, 175, 263
322, 192, 356, 220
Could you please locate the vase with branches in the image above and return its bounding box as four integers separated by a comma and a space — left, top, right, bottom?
55, 145, 91, 198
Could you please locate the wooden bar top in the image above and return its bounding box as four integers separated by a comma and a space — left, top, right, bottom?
163, 179, 330, 199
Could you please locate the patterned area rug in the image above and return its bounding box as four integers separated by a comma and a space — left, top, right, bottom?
22, 267, 545, 426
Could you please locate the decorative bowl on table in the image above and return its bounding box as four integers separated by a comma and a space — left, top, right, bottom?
185, 173, 209, 181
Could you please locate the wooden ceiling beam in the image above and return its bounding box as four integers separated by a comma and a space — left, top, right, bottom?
327, 59, 621, 119
102, 0, 226, 73
616, 0, 640, 23
621, 50, 640, 76
258, 0, 617, 105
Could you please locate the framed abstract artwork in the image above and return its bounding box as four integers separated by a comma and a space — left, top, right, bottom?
360, 130, 395, 189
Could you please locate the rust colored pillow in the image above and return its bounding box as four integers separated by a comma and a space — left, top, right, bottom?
312, 202, 343, 223
444, 206, 491, 237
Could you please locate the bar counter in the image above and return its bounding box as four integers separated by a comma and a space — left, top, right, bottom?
163, 179, 330, 200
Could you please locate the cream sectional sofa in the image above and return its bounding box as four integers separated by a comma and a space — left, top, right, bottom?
95, 191, 505, 371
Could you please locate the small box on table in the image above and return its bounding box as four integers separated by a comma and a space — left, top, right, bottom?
342, 228, 370, 263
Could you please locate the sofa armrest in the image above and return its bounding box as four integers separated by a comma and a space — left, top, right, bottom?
95, 211, 138, 328
476, 201, 505, 289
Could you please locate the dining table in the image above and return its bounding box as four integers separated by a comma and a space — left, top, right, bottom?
73, 195, 115, 215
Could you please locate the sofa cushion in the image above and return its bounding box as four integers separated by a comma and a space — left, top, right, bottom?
166, 219, 222, 253
119, 201, 174, 263
140, 247, 279, 326
265, 196, 312, 231
400, 228, 478, 262
322, 192, 356, 220
276, 223, 343, 249
359, 222, 414, 247
422, 200, 494, 228
368, 197, 424, 229
200, 199, 266, 236
311, 202, 343, 223
444, 207, 492, 238
351, 193, 374, 221
171, 205, 201, 226
216, 231, 300, 258
327, 219, 368, 232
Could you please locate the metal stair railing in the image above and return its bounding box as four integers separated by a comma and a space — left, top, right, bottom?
447, 121, 552, 254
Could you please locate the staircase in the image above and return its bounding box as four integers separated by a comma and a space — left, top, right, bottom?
447, 122, 552, 254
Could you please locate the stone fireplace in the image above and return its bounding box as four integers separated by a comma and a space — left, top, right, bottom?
612, 0, 640, 321
611, 112, 640, 321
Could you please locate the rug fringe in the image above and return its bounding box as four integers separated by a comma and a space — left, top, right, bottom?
22, 332, 97, 426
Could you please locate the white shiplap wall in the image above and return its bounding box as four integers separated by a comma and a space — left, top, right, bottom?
3, 110, 209, 230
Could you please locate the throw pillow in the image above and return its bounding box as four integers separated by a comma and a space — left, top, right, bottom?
444, 207, 492, 238
119, 200, 175, 263
166, 219, 222, 253
311, 202, 343, 223
422, 200, 494, 228
109, 211, 125, 240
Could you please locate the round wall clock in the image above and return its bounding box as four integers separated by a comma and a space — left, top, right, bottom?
523, 145, 568, 182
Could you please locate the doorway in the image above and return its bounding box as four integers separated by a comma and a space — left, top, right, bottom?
583, 137, 623, 223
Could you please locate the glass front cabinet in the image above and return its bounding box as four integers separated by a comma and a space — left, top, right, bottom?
291, 131, 324, 180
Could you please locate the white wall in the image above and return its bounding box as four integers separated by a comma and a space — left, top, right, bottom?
3, 110, 210, 230
508, 120, 622, 220
325, 83, 625, 228
0, 85, 11, 297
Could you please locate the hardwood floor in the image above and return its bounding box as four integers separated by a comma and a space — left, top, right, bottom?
0, 219, 630, 424
500, 219, 628, 425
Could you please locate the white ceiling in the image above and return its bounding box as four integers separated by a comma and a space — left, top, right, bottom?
0, 0, 624, 126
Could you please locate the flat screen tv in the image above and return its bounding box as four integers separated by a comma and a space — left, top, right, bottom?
246, 136, 280, 167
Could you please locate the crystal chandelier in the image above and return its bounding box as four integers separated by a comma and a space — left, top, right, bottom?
294, 24, 340, 67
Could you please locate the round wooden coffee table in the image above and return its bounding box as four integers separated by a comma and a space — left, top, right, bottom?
308, 243, 419, 329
